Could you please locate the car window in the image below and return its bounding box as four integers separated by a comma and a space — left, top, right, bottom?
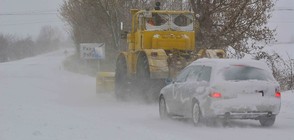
186, 65, 203, 81
198, 66, 212, 82
175, 67, 192, 83
222, 65, 275, 81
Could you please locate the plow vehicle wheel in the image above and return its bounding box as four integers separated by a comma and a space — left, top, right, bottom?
136, 53, 164, 102
115, 56, 129, 100
136, 53, 151, 101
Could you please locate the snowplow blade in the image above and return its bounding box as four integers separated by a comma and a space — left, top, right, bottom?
96, 72, 115, 93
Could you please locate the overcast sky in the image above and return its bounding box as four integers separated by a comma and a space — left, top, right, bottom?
267, 0, 294, 43
0, 0, 293, 42
0, 0, 65, 39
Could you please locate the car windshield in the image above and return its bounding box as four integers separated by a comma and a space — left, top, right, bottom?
145, 13, 193, 31
221, 65, 275, 81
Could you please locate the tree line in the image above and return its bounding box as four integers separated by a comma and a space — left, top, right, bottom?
0, 26, 63, 62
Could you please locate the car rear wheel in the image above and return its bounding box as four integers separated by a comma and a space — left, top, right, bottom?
159, 96, 169, 120
259, 115, 276, 127
192, 102, 201, 126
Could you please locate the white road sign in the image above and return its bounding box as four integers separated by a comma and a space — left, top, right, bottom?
80, 43, 105, 59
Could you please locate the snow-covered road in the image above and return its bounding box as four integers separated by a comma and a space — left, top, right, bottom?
0, 50, 293, 140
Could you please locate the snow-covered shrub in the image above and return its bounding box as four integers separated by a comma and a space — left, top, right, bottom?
255, 51, 294, 90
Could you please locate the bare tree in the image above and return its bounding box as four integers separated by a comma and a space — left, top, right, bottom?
284, 54, 294, 90
190, 0, 276, 58
255, 51, 294, 90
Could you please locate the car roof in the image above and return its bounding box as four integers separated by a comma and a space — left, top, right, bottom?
190, 58, 271, 72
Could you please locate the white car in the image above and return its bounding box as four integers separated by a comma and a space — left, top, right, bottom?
159, 58, 281, 127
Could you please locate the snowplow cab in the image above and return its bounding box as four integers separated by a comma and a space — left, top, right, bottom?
124, 10, 198, 79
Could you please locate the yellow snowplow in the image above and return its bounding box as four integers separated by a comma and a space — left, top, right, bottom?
97, 2, 225, 98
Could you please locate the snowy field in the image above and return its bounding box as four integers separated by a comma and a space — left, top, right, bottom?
0, 49, 294, 140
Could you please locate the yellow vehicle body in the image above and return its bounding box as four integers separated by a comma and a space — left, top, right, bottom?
121, 10, 198, 79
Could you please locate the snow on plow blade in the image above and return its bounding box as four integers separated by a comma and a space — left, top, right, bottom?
96, 72, 115, 93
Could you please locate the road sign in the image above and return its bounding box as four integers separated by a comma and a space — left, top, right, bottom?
80, 43, 105, 60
